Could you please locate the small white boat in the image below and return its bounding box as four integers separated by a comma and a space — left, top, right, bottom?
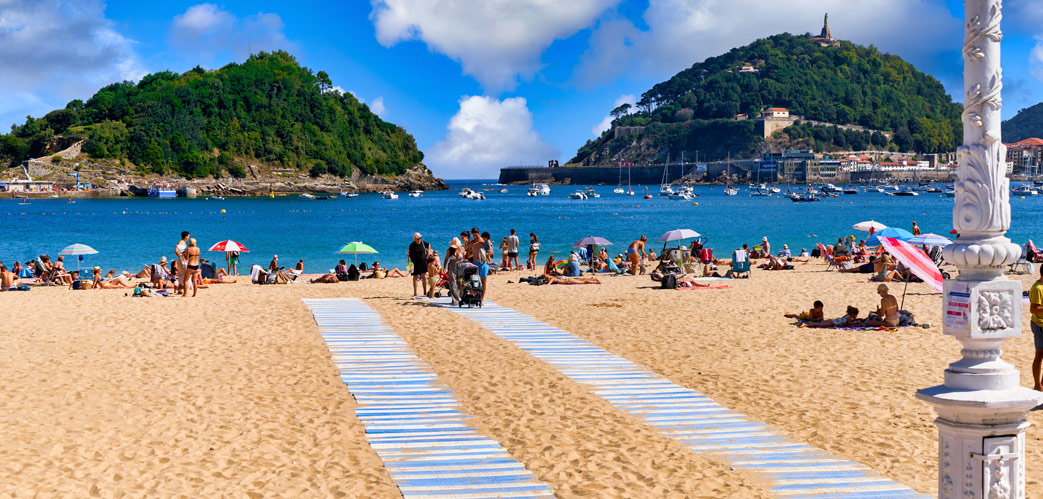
894, 187, 919, 197
822, 183, 843, 194
409, 190, 423, 198
613, 187, 625, 194
667, 191, 693, 200
300, 193, 315, 200
459, 187, 476, 198
382, 190, 399, 200
568, 191, 588, 200
724, 187, 739, 196
768, 186, 781, 193
211, 195, 225, 200
1013, 184, 1039, 196
944, 187, 956, 197
499, 188, 508, 193
342, 192, 359, 198
658, 184, 675, 196
527, 183, 551, 196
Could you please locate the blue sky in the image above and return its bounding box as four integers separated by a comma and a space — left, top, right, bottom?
2, 1, 1042, 178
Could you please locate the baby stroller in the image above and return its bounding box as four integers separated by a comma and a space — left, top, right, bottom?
432, 271, 451, 298
457, 264, 483, 308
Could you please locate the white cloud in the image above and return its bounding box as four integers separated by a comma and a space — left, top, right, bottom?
1032, 36, 1043, 82
429, 96, 559, 178
370, 97, 387, 117
169, 4, 295, 64
0, 0, 145, 129
592, 94, 637, 136
369, 0, 620, 92
575, 1, 961, 88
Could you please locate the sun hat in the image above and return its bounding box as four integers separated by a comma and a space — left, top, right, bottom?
414, 232, 422, 239
160, 256, 168, 263
783, 244, 789, 249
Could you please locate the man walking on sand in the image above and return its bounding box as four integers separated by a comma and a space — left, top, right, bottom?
409, 232, 430, 296
506, 229, 520, 270
175, 231, 190, 296
1029, 265, 1043, 391
627, 235, 647, 275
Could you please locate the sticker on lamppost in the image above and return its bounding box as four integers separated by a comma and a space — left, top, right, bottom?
944, 282, 970, 331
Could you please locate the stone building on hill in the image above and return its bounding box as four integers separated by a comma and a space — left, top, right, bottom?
809, 13, 840, 47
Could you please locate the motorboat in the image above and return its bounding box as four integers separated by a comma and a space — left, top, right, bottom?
643, 194, 653, 199
667, 191, 693, 200
381, 190, 399, 200
409, 190, 423, 198
944, 186, 956, 197
789, 193, 819, 202
869, 186, 886, 193
613, 187, 625, 194
499, 188, 508, 193
459, 187, 476, 198
568, 191, 588, 200
527, 183, 551, 196
751, 187, 771, 196
299, 193, 315, 200
821, 183, 843, 194
724, 187, 740, 196
768, 185, 781, 193
893, 187, 919, 197
342, 192, 359, 198
658, 184, 675, 196
587, 191, 600, 198
843, 188, 858, 194
1012, 184, 1039, 196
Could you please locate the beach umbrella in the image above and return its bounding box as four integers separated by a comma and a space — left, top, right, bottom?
907, 233, 952, 247
573, 236, 612, 248
59, 243, 98, 272
865, 227, 915, 247
657, 229, 701, 242
878, 236, 944, 309
853, 220, 887, 232
208, 240, 250, 253
337, 241, 378, 265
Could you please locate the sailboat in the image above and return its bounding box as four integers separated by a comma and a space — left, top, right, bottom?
626, 164, 634, 195
658, 157, 674, 196
724, 155, 739, 196
613, 163, 625, 194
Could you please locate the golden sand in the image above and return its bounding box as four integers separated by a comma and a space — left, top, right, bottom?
1, 263, 1040, 497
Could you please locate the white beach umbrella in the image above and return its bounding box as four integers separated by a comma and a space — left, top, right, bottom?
657, 229, 701, 242
853, 220, 887, 232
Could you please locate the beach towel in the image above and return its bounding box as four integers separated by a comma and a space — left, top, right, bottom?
677, 285, 730, 290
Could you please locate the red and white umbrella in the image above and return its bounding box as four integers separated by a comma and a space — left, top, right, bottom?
208, 240, 249, 252
878, 236, 943, 303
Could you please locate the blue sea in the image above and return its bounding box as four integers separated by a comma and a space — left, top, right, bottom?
3, 180, 1042, 273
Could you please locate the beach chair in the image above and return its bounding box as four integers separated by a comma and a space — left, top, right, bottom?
816, 243, 838, 271
730, 258, 751, 278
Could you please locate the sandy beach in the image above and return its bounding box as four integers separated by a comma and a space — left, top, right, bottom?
2, 262, 1041, 497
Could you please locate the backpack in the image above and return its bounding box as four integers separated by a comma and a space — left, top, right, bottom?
661, 273, 677, 289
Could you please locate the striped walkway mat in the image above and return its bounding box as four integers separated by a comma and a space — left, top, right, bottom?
440, 299, 926, 499
303, 298, 554, 499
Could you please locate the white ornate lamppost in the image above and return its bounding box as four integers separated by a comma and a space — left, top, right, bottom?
917, 0, 1043, 498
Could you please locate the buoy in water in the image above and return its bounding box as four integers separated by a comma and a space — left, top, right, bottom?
220, 209, 226, 213
1020, 196, 1026, 200
693, 202, 698, 206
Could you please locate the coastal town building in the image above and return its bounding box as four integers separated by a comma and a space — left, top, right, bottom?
0, 180, 55, 193
1004, 137, 1043, 176
809, 13, 840, 47
756, 107, 798, 138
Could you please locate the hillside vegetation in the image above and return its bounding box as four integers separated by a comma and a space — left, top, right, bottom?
572, 33, 963, 164
0, 51, 424, 179
1003, 102, 1043, 142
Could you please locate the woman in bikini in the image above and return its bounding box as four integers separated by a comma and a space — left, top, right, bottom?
542, 274, 601, 285
184, 238, 202, 297
865, 284, 900, 327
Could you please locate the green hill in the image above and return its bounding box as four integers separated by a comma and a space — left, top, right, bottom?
0, 51, 424, 179
571, 33, 963, 165
1003, 103, 1043, 142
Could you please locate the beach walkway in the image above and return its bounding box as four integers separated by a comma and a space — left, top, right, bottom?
302, 298, 554, 499
439, 299, 927, 499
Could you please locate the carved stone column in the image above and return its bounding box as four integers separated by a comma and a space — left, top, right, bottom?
916, 1, 1043, 498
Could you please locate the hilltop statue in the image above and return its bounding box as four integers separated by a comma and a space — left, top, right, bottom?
811, 13, 839, 47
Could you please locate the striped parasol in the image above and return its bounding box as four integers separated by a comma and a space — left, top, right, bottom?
879, 236, 943, 309
208, 240, 249, 252
907, 233, 952, 247
58, 243, 98, 272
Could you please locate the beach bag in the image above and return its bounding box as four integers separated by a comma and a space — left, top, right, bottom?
274, 271, 290, 284
336, 271, 350, 281
16, 284, 30, 291
661, 274, 678, 289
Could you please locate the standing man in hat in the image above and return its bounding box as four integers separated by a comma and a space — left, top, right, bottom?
409, 232, 431, 297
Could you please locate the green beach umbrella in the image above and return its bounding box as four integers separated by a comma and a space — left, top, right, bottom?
337, 241, 378, 265
58, 243, 99, 272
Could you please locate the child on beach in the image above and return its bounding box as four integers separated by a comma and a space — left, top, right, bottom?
785, 300, 824, 322
799, 306, 861, 328
426, 255, 441, 298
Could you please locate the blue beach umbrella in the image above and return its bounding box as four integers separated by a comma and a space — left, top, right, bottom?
907, 233, 952, 247
865, 227, 915, 247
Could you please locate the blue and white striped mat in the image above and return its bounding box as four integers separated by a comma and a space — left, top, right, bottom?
303, 298, 555, 499
441, 299, 927, 499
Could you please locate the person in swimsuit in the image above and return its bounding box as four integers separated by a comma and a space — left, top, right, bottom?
185, 238, 202, 297
175, 231, 190, 296
785, 300, 824, 322
527, 233, 540, 270
627, 236, 647, 275
865, 284, 900, 327
799, 306, 860, 328
0, 265, 16, 291
91, 267, 133, 289
426, 254, 441, 298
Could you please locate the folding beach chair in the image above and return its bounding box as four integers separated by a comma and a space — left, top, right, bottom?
1026, 240, 1043, 263
816, 243, 839, 271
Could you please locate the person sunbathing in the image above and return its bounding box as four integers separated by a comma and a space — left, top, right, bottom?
761, 255, 794, 270
838, 257, 877, 273
310, 274, 339, 283
798, 306, 861, 328
864, 284, 900, 327
785, 300, 824, 321
675, 275, 713, 288
542, 274, 601, 285
92, 267, 132, 289
543, 255, 562, 276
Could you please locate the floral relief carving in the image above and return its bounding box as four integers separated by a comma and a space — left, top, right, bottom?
954, 141, 1010, 234
963, 3, 1003, 61
963, 71, 1003, 131
986, 458, 1011, 499
978, 290, 1013, 330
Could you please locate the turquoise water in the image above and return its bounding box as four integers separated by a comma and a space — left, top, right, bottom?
3, 180, 1042, 273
